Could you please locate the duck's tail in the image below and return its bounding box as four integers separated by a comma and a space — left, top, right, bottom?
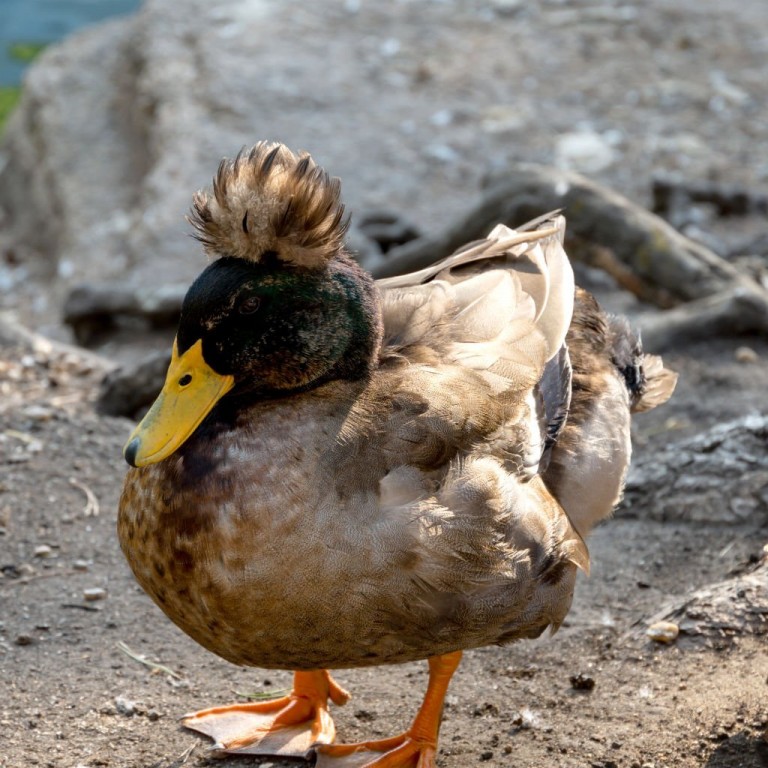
607, 316, 678, 414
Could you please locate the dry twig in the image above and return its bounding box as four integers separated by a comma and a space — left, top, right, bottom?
116, 640, 184, 680
69, 477, 100, 517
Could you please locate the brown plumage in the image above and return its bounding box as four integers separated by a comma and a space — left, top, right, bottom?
189, 141, 348, 267
118, 143, 677, 765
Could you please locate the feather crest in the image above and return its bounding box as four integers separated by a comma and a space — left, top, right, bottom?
188, 141, 349, 267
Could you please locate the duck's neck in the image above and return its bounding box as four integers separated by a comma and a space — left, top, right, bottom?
222, 253, 382, 413
323, 253, 383, 383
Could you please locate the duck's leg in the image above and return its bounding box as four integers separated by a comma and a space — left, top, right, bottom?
314, 651, 462, 768
182, 669, 349, 757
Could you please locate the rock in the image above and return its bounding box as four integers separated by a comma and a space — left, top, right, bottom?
83, 587, 107, 601
33, 545, 53, 558
646, 621, 679, 644
63, 283, 185, 345
621, 414, 768, 525
735, 346, 758, 363
0, 0, 525, 302
357, 210, 421, 253
114, 696, 137, 716
0, 18, 152, 282
97, 349, 170, 418
1, 0, 765, 349
569, 673, 596, 691
555, 131, 617, 174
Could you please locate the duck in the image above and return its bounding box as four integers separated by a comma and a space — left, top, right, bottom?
118, 141, 677, 767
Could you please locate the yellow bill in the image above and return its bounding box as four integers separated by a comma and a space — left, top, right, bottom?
124, 338, 234, 467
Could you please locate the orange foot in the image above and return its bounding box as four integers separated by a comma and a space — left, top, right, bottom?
314, 651, 462, 768
315, 733, 438, 768
182, 669, 349, 757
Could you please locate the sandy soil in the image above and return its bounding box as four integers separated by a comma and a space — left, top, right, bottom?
0, 328, 766, 768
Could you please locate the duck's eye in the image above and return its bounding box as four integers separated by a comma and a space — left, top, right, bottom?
239, 296, 261, 315
179, 374, 193, 387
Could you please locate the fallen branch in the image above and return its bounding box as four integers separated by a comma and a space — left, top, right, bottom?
638, 287, 768, 351
640, 553, 768, 646
376, 163, 759, 307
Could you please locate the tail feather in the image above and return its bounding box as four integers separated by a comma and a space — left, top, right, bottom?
607, 316, 677, 414
632, 353, 678, 414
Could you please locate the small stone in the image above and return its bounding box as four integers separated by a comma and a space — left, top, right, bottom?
491, 0, 525, 17
17, 563, 36, 577
735, 346, 758, 363
570, 673, 596, 691
424, 143, 460, 163
114, 696, 137, 716
479, 751, 494, 761
73, 560, 90, 572
555, 131, 616, 173
15, 634, 35, 646
83, 587, 107, 601
147, 709, 161, 721
33, 545, 53, 558
647, 620, 679, 643
23, 405, 53, 421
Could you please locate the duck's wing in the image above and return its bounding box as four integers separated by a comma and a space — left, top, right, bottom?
338, 216, 588, 579
365, 214, 575, 475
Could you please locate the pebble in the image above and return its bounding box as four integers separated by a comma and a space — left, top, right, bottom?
33, 545, 53, 558
22, 405, 53, 422
83, 587, 107, 601
15, 634, 35, 646
570, 673, 596, 691
491, 0, 525, 17
735, 346, 758, 363
424, 143, 460, 163
647, 620, 679, 643
114, 696, 137, 716
73, 560, 90, 572
555, 131, 616, 173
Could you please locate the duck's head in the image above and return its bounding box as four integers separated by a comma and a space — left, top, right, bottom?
124, 142, 382, 468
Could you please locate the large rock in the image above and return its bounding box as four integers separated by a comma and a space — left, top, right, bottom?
2, 0, 500, 293
1, 0, 767, 325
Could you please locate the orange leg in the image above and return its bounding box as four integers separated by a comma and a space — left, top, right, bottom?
182, 669, 349, 757
315, 651, 462, 768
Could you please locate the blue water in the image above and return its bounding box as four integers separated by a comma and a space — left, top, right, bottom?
1, 0, 141, 86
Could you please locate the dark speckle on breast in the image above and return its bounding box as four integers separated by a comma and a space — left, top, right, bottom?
172, 548, 195, 573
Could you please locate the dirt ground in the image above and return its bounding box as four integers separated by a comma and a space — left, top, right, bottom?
2, 1, 768, 767
0, 324, 766, 768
